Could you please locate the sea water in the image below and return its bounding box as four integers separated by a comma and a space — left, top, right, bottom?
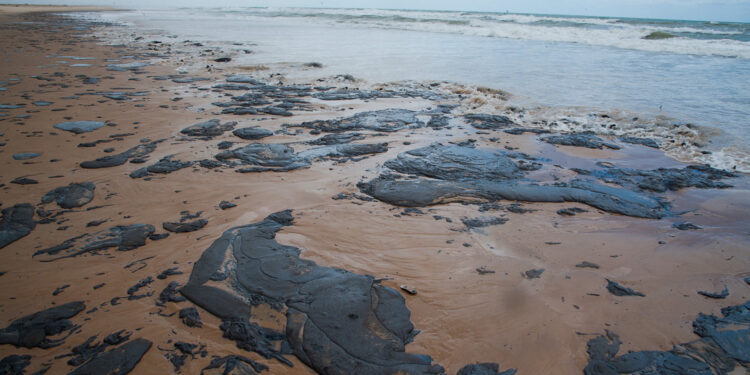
71, 7, 750, 171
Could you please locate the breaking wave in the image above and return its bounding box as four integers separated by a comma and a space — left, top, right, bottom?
205, 8, 750, 59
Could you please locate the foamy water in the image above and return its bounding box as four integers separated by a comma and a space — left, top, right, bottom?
154, 7, 750, 58
68, 8, 750, 171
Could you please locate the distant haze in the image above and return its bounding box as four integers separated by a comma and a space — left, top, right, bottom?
4, 0, 750, 22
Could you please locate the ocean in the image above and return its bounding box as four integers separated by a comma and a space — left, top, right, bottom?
70, 7, 750, 171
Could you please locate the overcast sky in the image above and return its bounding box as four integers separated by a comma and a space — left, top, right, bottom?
7, 0, 750, 22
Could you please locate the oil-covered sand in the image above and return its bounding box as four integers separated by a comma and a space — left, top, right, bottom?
0, 9, 749, 375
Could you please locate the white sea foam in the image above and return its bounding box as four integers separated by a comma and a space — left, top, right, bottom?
73, 8, 750, 58
498, 103, 750, 172
198, 8, 750, 59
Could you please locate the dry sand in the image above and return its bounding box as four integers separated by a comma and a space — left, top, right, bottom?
0, 10, 749, 375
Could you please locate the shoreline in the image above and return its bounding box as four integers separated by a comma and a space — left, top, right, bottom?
79, 8, 750, 174
0, 10, 749, 375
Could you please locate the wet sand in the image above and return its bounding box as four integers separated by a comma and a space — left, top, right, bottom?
1, 10, 749, 375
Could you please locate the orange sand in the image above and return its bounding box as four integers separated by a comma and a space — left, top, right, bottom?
0, 10, 748, 375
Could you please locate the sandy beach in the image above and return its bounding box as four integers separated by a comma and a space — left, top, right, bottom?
1, 8, 749, 375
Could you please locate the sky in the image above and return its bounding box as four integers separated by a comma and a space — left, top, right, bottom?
5, 0, 750, 22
